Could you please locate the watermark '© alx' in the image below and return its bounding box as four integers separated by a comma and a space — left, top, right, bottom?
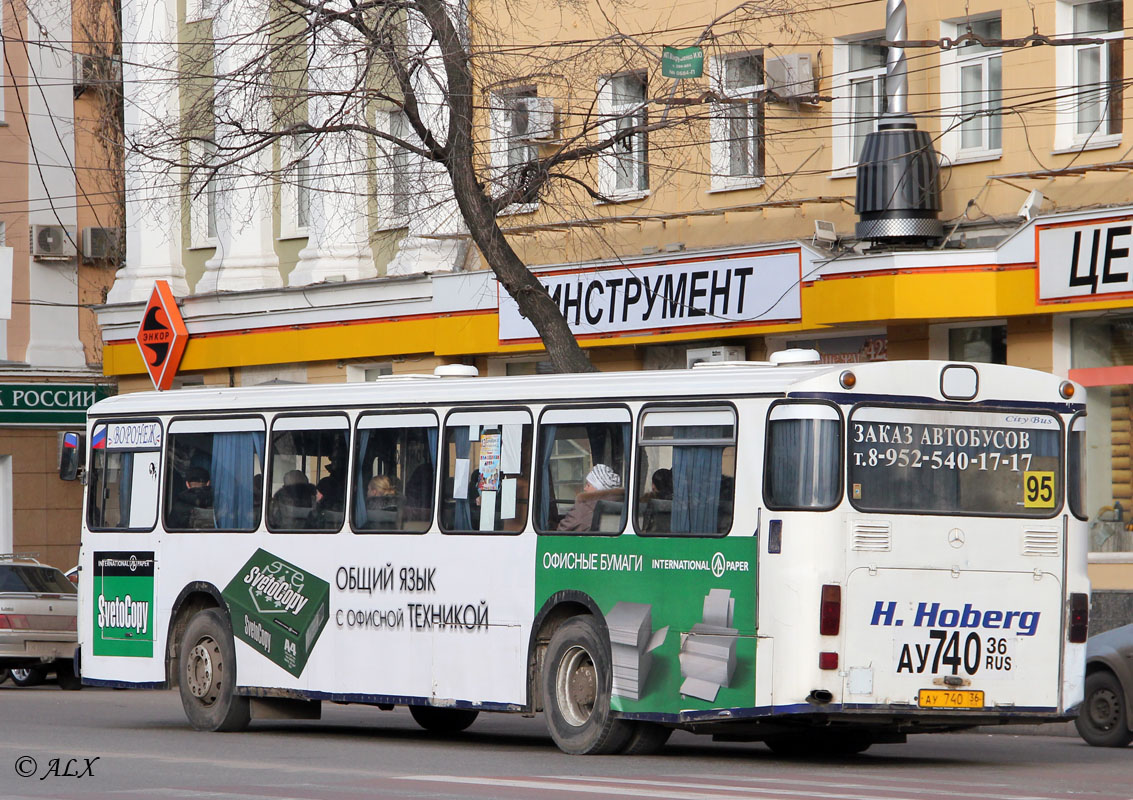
14, 756, 99, 780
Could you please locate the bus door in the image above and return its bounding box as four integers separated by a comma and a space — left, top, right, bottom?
82, 420, 164, 683
840, 406, 1066, 712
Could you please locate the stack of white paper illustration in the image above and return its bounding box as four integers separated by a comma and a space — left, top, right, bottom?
606, 602, 668, 701
678, 588, 739, 702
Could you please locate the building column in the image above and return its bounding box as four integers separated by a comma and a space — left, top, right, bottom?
290, 18, 376, 286
196, 0, 281, 294
385, 2, 469, 276
24, 2, 85, 366
107, 0, 189, 304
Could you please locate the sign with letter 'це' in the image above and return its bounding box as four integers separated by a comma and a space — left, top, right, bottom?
135, 280, 188, 391
498, 250, 802, 342
1037, 217, 1133, 302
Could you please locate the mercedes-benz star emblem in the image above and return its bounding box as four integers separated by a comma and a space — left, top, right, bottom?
948, 528, 965, 548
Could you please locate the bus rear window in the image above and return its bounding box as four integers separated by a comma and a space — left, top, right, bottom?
848, 406, 1062, 516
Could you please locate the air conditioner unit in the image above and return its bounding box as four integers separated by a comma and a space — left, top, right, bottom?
82, 226, 122, 263
72, 53, 121, 93
765, 53, 815, 99
30, 224, 75, 261
686, 345, 746, 369
517, 96, 556, 140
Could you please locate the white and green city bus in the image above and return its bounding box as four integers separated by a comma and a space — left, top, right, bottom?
66, 354, 1090, 755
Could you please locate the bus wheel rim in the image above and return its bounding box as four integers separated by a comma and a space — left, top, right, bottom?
186, 638, 219, 703
556, 645, 597, 727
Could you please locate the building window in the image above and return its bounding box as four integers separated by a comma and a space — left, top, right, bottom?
941, 16, 1002, 160
710, 53, 765, 190
599, 72, 648, 198
1074, 0, 1123, 137
846, 37, 888, 165
1071, 315, 1133, 550
280, 134, 312, 238
489, 89, 545, 209
188, 140, 218, 247
1057, 0, 1124, 148
375, 109, 412, 229
948, 324, 1007, 363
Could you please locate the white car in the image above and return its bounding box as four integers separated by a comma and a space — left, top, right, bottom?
0, 555, 80, 690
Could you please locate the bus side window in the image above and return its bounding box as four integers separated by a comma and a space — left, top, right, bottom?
351, 413, 438, 533
87, 421, 162, 532
764, 403, 841, 511
534, 408, 631, 534
441, 410, 532, 534
635, 406, 736, 537
267, 415, 350, 533
165, 418, 265, 532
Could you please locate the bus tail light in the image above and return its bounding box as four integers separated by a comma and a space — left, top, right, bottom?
819, 584, 841, 635
818, 652, 839, 670
1068, 593, 1089, 643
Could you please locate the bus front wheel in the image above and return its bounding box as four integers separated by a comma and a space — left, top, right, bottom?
542, 615, 632, 755
179, 609, 250, 732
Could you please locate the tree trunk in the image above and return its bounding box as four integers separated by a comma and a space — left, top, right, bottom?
415, 0, 596, 374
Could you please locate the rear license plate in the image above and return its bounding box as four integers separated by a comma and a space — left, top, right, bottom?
918, 689, 984, 709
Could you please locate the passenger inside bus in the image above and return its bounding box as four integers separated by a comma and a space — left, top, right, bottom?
364, 474, 401, 529
269, 469, 316, 529
172, 466, 214, 529
309, 475, 346, 530
557, 464, 624, 532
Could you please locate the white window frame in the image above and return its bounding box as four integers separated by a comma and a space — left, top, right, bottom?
279, 133, 312, 240
489, 88, 541, 214
1054, 0, 1124, 151
940, 16, 1003, 164
831, 34, 887, 175
374, 108, 413, 230
708, 52, 766, 192
187, 139, 218, 249
597, 71, 649, 201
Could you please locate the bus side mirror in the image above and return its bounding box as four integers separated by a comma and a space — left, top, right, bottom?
59, 432, 85, 482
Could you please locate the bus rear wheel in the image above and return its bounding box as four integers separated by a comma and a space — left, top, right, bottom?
621, 721, 672, 755
179, 609, 250, 732
409, 705, 479, 733
542, 615, 632, 755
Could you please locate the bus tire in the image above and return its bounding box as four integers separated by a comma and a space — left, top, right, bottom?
179, 609, 250, 732
621, 722, 672, 755
56, 660, 82, 691
542, 615, 632, 755
1076, 670, 1133, 747
409, 705, 479, 733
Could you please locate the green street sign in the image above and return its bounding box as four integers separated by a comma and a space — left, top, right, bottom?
0, 383, 112, 426
662, 46, 704, 79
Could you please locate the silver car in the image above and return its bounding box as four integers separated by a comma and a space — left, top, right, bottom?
1076, 623, 1133, 747
0, 555, 80, 690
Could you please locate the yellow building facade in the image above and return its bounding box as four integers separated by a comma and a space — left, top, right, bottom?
100, 0, 1133, 618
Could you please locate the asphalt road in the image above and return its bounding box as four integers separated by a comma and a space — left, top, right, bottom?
0, 684, 1129, 800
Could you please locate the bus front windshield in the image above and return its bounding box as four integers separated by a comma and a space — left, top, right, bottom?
847, 406, 1062, 517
